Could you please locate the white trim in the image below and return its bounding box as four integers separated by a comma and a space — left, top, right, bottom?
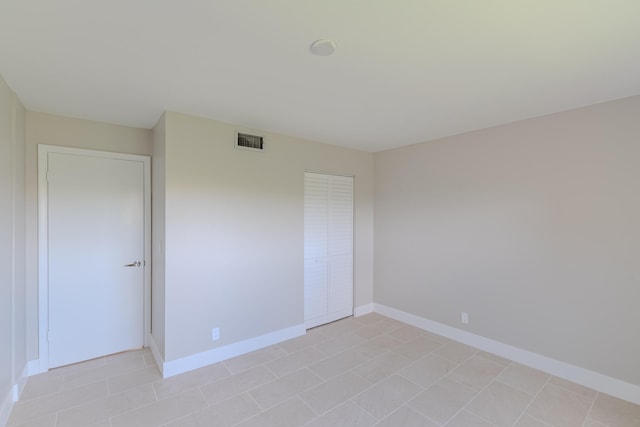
374, 303, 640, 405
27, 359, 45, 376
0, 364, 26, 426
13, 364, 28, 402
148, 335, 165, 377
11, 385, 19, 404
37, 145, 152, 372
159, 324, 305, 378
354, 303, 374, 317
0, 388, 12, 427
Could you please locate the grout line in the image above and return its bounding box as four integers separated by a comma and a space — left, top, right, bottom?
444, 376, 503, 426
512, 375, 552, 426
373, 404, 411, 426
582, 391, 599, 427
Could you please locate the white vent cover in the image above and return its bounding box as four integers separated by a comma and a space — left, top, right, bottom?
236, 132, 264, 151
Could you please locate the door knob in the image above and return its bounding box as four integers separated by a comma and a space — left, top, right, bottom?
124, 261, 142, 267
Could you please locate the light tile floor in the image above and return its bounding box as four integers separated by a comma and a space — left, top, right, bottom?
8, 314, 640, 427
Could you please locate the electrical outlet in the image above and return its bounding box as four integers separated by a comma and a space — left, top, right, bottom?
461, 312, 469, 325
211, 327, 220, 341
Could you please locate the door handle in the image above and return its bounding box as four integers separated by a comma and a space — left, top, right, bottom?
124, 261, 142, 267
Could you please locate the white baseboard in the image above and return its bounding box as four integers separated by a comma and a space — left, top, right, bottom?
0, 364, 29, 427
157, 324, 306, 378
13, 364, 28, 402
148, 334, 165, 377
0, 387, 12, 427
354, 303, 374, 317
374, 303, 640, 405
27, 359, 46, 376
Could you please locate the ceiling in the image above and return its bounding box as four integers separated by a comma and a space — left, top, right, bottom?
1, 1, 639, 152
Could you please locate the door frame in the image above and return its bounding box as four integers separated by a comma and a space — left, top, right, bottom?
37, 144, 151, 372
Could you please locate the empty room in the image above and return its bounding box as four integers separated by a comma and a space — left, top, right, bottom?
1, 2, 639, 426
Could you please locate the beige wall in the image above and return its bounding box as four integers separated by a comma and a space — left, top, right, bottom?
159, 112, 374, 362
0, 74, 27, 420
25, 112, 153, 360
22, 109, 372, 370
374, 95, 640, 385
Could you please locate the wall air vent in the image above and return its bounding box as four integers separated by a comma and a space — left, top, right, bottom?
236, 132, 265, 151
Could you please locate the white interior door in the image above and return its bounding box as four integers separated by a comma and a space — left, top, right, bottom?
304, 172, 353, 329
46, 150, 145, 368
327, 177, 354, 322
304, 174, 329, 327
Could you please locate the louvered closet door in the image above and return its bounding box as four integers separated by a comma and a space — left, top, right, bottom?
304, 172, 353, 329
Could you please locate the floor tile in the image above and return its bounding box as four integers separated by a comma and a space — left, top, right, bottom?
375, 405, 439, 427
108, 366, 162, 394
422, 330, 450, 345
588, 392, 640, 427
19, 374, 64, 401
398, 353, 458, 388
8, 381, 108, 425
249, 368, 322, 409
314, 332, 367, 356
309, 348, 369, 380
63, 355, 148, 391
153, 362, 230, 399
434, 341, 478, 364
353, 313, 389, 325
391, 336, 444, 362
444, 410, 494, 427
387, 325, 429, 342
548, 376, 597, 399
223, 345, 288, 374
56, 384, 156, 427
408, 377, 478, 424
514, 414, 551, 426
352, 351, 412, 384
7, 413, 57, 427
476, 351, 511, 366
49, 358, 106, 379
265, 346, 327, 378
165, 393, 260, 427
525, 383, 592, 427
314, 318, 361, 337
143, 351, 156, 367
199, 365, 275, 405
496, 363, 549, 395
354, 334, 404, 359
278, 330, 330, 353
353, 324, 389, 339
234, 397, 316, 427
466, 381, 532, 427
352, 374, 422, 419
8, 315, 640, 427
446, 355, 505, 391
110, 388, 206, 427
305, 401, 377, 427
300, 371, 370, 414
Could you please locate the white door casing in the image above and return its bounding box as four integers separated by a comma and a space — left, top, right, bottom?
304, 172, 354, 329
38, 145, 151, 371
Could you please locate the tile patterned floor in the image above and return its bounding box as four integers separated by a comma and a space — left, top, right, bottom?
8, 314, 640, 427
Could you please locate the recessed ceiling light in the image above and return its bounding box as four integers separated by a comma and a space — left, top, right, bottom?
310, 39, 337, 56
